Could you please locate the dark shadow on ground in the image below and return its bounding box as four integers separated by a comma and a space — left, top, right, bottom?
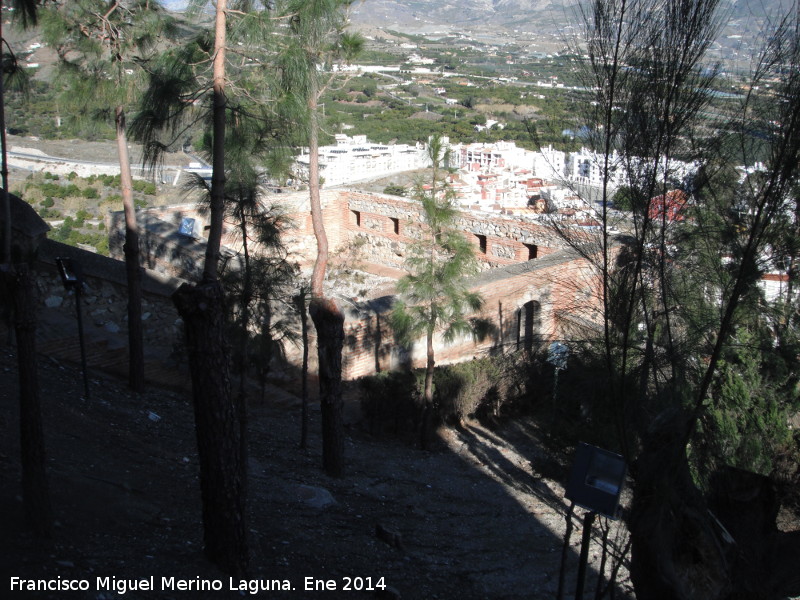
0, 332, 634, 600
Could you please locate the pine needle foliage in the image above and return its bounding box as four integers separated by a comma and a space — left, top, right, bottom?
131, 1, 288, 171
391, 135, 484, 347
41, 1, 175, 134
391, 135, 486, 422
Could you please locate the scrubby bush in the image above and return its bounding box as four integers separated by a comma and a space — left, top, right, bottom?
81, 186, 99, 199
132, 179, 157, 195
359, 370, 420, 436
359, 354, 529, 438
383, 184, 407, 197
98, 174, 121, 188
75, 209, 91, 227
435, 355, 532, 423
434, 358, 503, 423
37, 207, 60, 219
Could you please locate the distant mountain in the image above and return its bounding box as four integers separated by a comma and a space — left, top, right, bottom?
349, 0, 791, 48
350, 0, 577, 34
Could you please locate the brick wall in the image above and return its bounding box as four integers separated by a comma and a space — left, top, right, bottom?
341, 189, 571, 271
109, 189, 602, 380
330, 247, 601, 379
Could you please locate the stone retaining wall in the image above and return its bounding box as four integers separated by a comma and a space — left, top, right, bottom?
36, 240, 183, 356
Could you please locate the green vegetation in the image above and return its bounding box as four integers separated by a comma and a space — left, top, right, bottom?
390, 135, 489, 446
6, 80, 116, 140
359, 355, 524, 436
11, 171, 159, 257
382, 183, 407, 196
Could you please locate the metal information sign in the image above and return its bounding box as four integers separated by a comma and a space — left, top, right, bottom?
547, 341, 569, 370
565, 442, 626, 520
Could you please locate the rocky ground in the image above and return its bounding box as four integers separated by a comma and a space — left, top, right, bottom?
0, 337, 634, 600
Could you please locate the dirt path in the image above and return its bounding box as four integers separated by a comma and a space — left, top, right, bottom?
0, 344, 634, 600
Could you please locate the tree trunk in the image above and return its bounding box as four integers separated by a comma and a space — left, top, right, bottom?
4, 264, 52, 537
307, 90, 327, 299
173, 281, 247, 576
236, 221, 250, 499
171, 0, 247, 575
628, 419, 732, 600
307, 82, 346, 474
309, 297, 344, 477
419, 328, 435, 449
1, 11, 10, 265
237, 219, 251, 401
204, 0, 228, 283
298, 290, 309, 449
115, 106, 145, 393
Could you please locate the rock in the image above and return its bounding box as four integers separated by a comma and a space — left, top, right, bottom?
44, 295, 63, 308
141, 312, 151, 321
375, 523, 404, 550
103, 321, 121, 334
295, 485, 336, 509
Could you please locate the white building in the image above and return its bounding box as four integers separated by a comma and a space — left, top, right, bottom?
295, 134, 432, 187
532, 145, 566, 181
566, 147, 698, 192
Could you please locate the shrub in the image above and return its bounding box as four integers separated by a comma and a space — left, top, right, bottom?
81, 186, 99, 199
383, 184, 407, 197
132, 179, 157, 195
75, 209, 90, 227
95, 237, 109, 256
98, 174, 121, 188
38, 182, 66, 198
40, 197, 54, 208
359, 370, 419, 436
434, 359, 498, 423
63, 183, 81, 197
434, 356, 520, 423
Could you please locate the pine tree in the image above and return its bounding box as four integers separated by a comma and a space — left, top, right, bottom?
42, 0, 176, 392
277, 0, 362, 476
0, 0, 53, 540
1, 0, 38, 264
552, 0, 800, 596
130, 0, 280, 575
390, 135, 485, 448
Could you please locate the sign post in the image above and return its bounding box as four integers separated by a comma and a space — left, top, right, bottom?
56, 257, 90, 400
564, 443, 627, 599
547, 341, 569, 424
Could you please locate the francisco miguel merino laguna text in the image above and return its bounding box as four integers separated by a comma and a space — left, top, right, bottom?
10, 576, 296, 594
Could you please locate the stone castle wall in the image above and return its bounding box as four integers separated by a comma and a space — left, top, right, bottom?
103, 188, 602, 380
